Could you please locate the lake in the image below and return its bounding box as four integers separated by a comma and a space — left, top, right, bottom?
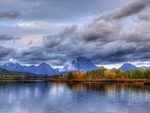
0, 81, 150, 113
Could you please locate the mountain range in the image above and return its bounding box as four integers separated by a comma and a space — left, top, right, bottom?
0, 62, 56, 75
120, 63, 150, 71
0, 57, 150, 76
62, 57, 98, 72
0, 57, 97, 75
0, 67, 38, 77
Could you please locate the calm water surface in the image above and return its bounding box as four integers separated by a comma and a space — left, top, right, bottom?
0, 81, 150, 113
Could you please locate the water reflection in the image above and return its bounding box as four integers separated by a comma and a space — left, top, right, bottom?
67, 83, 150, 92
67, 83, 150, 105
0, 81, 150, 113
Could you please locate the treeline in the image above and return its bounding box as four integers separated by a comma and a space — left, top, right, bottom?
0, 75, 44, 79
0, 67, 42, 79
55, 68, 150, 79
0, 74, 50, 79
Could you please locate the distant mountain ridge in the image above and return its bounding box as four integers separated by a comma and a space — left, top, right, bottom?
2, 62, 25, 72
0, 62, 56, 75
72, 57, 98, 71
119, 63, 150, 71
62, 57, 98, 72
0, 57, 150, 76
120, 63, 137, 71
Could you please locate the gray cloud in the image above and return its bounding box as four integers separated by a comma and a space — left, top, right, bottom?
0, 0, 104, 22
0, 34, 21, 44
19, 46, 68, 66
42, 25, 78, 49
0, 35, 14, 41
28, 40, 33, 45
98, 0, 150, 21
1, 0, 150, 67
138, 13, 150, 21
0, 11, 20, 19
38, 22, 121, 65
13, 37, 21, 44
121, 21, 150, 43
0, 45, 15, 57
91, 20, 150, 64
18, 18, 150, 66
80, 20, 122, 42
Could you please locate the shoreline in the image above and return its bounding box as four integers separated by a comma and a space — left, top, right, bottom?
0, 78, 47, 81
46, 78, 150, 85
1, 78, 150, 85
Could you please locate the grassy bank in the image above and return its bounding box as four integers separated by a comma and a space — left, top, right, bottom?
1, 77, 150, 85
46, 78, 150, 85
0, 78, 47, 81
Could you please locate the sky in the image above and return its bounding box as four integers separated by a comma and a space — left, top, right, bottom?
0, 0, 150, 68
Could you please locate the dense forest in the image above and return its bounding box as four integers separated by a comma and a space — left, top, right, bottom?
53, 68, 150, 79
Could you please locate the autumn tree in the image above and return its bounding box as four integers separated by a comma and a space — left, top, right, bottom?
104, 70, 116, 79
67, 71, 74, 79
114, 69, 124, 79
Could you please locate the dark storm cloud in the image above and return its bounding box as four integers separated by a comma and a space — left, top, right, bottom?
0, 34, 21, 44
91, 41, 150, 65
93, 19, 150, 63
0, 11, 20, 19
91, 21, 150, 64
0, 45, 14, 57
138, 13, 150, 21
1, 0, 150, 66
18, 25, 86, 65
18, 46, 50, 64
21, 46, 45, 56
80, 20, 122, 42
0, 34, 14, 41
33, 16, 150, 66
19, 45, 68, 65
99, 0, 150, 21
40, 23, 119, 65
42, 25, 79, 49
